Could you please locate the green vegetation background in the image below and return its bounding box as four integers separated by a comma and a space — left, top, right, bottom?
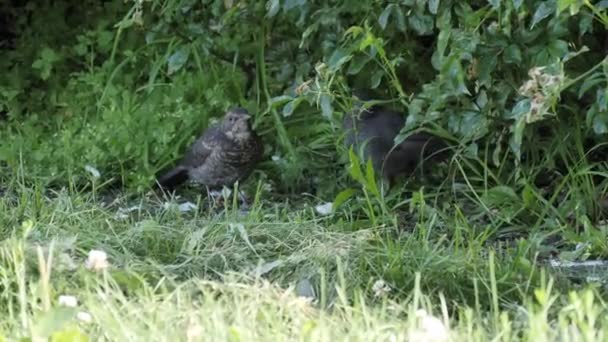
2, 0, 608, 340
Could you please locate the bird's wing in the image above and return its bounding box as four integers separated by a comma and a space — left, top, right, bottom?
180, 126, 224, 167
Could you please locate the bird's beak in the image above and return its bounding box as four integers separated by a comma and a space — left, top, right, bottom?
242, 114, 251, 120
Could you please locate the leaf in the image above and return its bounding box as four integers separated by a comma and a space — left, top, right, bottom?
347, 55, 370, 75
409, 14, 434, 35
484, 185, 519, 204
428, 0, 440, 14
269, 95, 294, 107
512, 0, 523, 9
578, 73, 604, 99
371, 71, 383, 89
531, 2, 555, 29
167, 46, 190, 75
509, 119, 526, 160
488, 0, 500, 9
557, 0, 575, 14
333, 188, 358, 209
266, 0, 280, 17
592, 110, 608, 135
230, 223, 256, 253
432, 29, 450, 70
347, 148, 365, 183
503, 44, 522, 64
547, 39, 569, 58
522, 184, 536, 208
597, 88, 607, 111
320, 94, 333, 118
327, 48, 352, 71
250, 259, 283, 277
282, 99, 299, 117
284, 0, 305, 11
394, 6, 406, 32
442, 55, 470, 95
507, 99, 531, 120
364, 159, 380, 197
378, 4, 394, 30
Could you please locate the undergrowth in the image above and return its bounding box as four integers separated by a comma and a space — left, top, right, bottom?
2, 0, 608, 340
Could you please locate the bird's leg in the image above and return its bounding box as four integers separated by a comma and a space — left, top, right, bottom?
206, 187, 225, 208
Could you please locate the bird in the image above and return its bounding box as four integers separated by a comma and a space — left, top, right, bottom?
342, 95, 448, 187
157, 107, 264, 202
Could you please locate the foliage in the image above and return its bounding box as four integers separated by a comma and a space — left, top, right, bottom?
3, 1, 608, 337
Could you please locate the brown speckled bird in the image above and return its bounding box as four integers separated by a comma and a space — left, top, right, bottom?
343, 99, 448, 186
157, 108, 264, 197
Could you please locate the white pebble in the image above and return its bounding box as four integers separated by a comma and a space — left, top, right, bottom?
315, 202, 333, 216
84, 165, 101, 179
76, 311, 93, 323
58, 295, 78, 308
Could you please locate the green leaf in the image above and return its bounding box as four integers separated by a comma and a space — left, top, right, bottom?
432, 29, 450, 70
394, 6, 406, 32
591, 109, 608, 135
512, 0, 523, 9
522, 184, 536, 208
442, 55, 469, 95
547, 39, 569, 58
578, 73, 603, 99
320, 94, 333, 118
509, 119, 526, 160
370, 71, 383, 89
284, 0, 305, 11
267, 0, 280, 17
270, 95, 293, 107
531, 2, 555, 29
409, 14, 434, 35
333, 188, 359, 209
484, 185, 519, 204
347, 148, 365, 183
507, 99, 531, 120
167, 46, 190, 75
557, 0, 575, 14
327, 48, 352, 71
378, 4, 394, 30
347, 55, 370, 75
282, 99, 298, 117
488, 0, 500, 9
597, 88, 607, 111
428, 0, 440, 14
503, 44, 522, 64
364, 159, 380, 197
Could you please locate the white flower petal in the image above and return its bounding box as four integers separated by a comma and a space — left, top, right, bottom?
85, 249, 109, 271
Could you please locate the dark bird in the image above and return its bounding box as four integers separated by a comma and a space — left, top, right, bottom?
342, 97, 449, 187
157, 108, 264, 198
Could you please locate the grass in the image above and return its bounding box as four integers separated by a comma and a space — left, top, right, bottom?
3, 1, 608, 340
1, 172, 608, 341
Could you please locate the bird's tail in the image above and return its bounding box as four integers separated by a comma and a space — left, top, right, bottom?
156, 166, 190, 190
